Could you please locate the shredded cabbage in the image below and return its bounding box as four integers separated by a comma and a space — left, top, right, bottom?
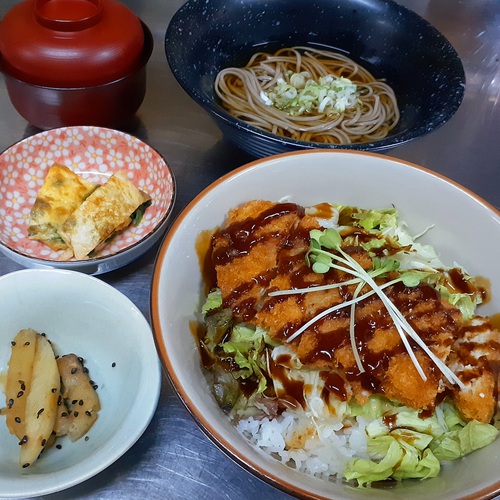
344, 397, 498, 485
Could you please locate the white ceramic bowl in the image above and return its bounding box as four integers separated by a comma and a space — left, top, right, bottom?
0, 126, 176, 275
151, 150, 500, 500
0, 269, 161, 498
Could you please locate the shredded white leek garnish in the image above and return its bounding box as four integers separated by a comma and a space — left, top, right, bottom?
271, 228, 465, 389
350, 281, 365, 374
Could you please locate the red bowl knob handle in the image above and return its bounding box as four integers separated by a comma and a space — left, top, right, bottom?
34, 0, 103, 32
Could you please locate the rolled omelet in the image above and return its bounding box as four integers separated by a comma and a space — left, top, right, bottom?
28, 164, 97, 250
58, 171, 150, 259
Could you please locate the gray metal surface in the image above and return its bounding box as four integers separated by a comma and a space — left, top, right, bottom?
0, 0, 498, 498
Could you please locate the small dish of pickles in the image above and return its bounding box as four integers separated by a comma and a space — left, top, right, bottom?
0, 269, 161, 498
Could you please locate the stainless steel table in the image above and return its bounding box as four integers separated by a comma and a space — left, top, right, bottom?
0, 1, 498, 498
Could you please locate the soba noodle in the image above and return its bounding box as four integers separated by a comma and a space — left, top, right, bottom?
214, 46, 400, 145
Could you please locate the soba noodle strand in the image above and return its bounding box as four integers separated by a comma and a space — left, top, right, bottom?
214, 46, 400, 145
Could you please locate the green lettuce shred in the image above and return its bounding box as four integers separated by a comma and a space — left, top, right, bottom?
201, 288, 223, 313
220, 325, 273, 394
345, 436, 440, 485
430, 420, 498, 461
344, 397, 499, 485
203, 307, 233, 353
349, 395, 399, 420
350, 207, 398, 231
436, 284, 477, 320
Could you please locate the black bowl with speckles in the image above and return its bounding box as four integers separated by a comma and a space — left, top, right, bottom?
165, 0, 465, 158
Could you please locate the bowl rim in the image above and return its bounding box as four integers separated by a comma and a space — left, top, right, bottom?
165, 0, 465, 152
151, 148, 500, 500
0, 267, 162, 498
0, 125, 177, 267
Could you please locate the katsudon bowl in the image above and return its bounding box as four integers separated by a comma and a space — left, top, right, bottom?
151, 150, 500, 500
0, 126, 175, 275
165, 0, 465, 158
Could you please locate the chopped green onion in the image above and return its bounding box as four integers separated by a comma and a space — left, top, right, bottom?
261, 72, 359, 116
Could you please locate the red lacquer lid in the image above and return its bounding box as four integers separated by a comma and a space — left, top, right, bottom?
0, 0, 145, 87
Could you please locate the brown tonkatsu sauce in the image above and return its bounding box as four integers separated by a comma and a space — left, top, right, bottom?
212, 202, 305, 267
198, 201, 500, 419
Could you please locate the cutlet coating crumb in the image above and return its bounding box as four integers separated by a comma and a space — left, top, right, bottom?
381, 352, 440, 410
454, 371, 496, 422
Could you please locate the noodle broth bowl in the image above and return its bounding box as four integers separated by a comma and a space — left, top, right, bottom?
152, 150, 500, 500
165, 0, 465, 158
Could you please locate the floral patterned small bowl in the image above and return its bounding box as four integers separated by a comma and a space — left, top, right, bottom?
0, 126, 175, 274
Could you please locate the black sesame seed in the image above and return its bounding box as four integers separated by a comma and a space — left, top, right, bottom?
17, 391, 24, 398
41, 332, 46, 337
8, 398, 14, 408
36, 408, 44, 418
15, 417, 21, 423
71, 399, 78, 405
51, 387, 57, 393
70, 367, 78, 374
85, 410, 91, 416
92, 384, 98, 390
19, 435, 28, 445
83, 367, 89, 373
79, 399, 84, 406
20, 383, 26, 391
112, 362, 116, 368
22, 463, 30, 468
11, 341, 16, 346
73, 411, 79, 417
24, 341, 30, 346
89, 380, 95, 385
56, 444, 62, 450
78, 356, 84, 363
41, 439, 46, 447
85, 436, 90, 441
61, 412, 68, 417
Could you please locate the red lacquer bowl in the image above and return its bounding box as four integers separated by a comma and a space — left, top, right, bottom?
0, 20, 153, 130
0, 0, 145, 87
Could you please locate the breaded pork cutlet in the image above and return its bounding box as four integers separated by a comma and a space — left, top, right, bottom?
212, 200, 306, 321
210, 200, 500, 422
273, 281, 463, 411
448, 316, 500, 422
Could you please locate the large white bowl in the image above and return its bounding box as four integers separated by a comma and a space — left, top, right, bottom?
0, 269, 161, 498
151, 150, 500, 500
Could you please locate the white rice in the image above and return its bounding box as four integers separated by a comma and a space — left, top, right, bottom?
236, 410, 370, 481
